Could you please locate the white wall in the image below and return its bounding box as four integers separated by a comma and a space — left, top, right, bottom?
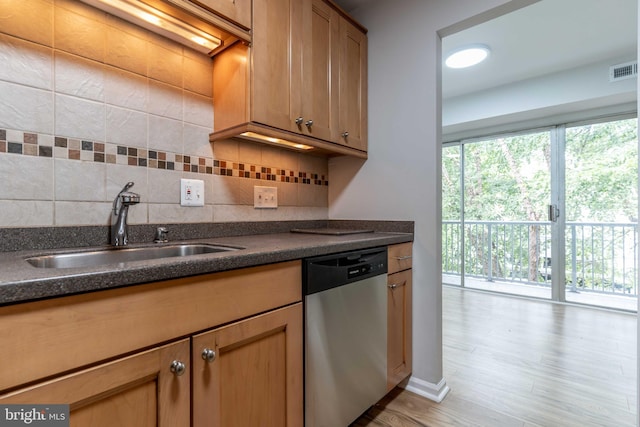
444, 56, 637, 140
329, 0, 538, 399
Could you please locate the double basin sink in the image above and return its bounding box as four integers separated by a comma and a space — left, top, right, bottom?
27, 243, 240, 269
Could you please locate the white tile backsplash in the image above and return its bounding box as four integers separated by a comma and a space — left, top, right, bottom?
184, 91, 213, 127
106, 105, 147, 147
183, 123, 213, 158
54, 201, 112, 226
55, 159, 106, 201
0, 81, 54, 134
149, 203, 213, 223
126, 202, 149, 225
55, 93, 105, 141
104, 67, 148, 111
148, 80, 183, 121
54, 51, 105, 101
0, 200, 54, 227
147, 168, 182, 204
0, 0, 329, 229
0, 34, 53, 90
0, 155, 53, 200
148, 115, 183, 153
213, 204, 262, 222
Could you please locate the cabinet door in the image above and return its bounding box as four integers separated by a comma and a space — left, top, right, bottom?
251, 0, 303, 133
191, 0, 251, 29
387, 270, 413, 390
0, 340, 190, 427
192, 303, 303, 427
338, 16, 368, 151
300, 0, 339, 142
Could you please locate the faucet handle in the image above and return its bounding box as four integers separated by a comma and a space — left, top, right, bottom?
121, 193, 140, 204
154, 227, 169, 243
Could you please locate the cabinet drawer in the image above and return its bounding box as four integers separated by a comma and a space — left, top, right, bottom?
388, 242, 412, 274
0, 261, 301, 392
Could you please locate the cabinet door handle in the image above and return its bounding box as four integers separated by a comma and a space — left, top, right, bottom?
388, 281, 406, 290
305, 120, 313, 128
341, 131, 349, 138
394, 255, 412, 261
295, 117, 304, 125
170, 360, 186, 376
201, 348, 216, 363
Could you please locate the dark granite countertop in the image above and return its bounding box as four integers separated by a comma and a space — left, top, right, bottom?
0, 220, 413, 306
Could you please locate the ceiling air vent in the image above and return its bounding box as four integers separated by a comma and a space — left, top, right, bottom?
609, 61, 638, 82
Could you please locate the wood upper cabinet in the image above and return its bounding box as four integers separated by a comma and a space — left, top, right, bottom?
191, 0, 251, 29
0, 339, 191, 427
192, 304, 303, 427
212, 0, 367, 156
338, 16, 368, 151
250, 0, 303, 133
387, 243, 413, 390
251, 0, 338, 143
299, 0, 340, 142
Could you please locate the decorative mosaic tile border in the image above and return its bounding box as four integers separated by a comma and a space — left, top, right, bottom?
0, 129, 329, 186
214, 160, 328, 186
0, 129, 212, 174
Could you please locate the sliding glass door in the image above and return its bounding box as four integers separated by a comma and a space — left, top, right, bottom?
443, 116, 638, 310
563, 119, 638, 310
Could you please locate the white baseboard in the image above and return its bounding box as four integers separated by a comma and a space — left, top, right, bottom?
403, 376, 450, 403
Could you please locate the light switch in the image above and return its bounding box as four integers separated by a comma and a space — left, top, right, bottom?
181, 179, 205, 206
254, 186, 278, 209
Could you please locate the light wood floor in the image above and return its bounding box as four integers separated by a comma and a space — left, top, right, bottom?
353, 286, 637, 427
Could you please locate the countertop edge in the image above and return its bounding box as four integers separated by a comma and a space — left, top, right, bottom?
0, 231, 413, 306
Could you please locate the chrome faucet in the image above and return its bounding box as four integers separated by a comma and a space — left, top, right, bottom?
111, 182, 140, 246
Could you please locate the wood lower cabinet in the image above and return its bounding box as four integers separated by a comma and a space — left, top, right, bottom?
192, 304, 303, 427
0, 261, 302, 427
0, 339, 191, 427
387, 243, 413, 390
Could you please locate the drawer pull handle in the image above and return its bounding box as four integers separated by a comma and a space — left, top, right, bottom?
388, 281, 405, 290
295, 117, 304, 125
201, 348, 216, 363
394, 255, 412, 261
305, 119, 314, 128
170, 360, 186, 376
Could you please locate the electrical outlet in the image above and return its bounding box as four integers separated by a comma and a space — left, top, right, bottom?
181, 179, 205, 206
254, 186, 278, 209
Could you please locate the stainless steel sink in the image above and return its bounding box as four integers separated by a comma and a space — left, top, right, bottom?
26, 244, 240, 269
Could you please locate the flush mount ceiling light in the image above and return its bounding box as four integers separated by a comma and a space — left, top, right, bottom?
445, 44, 490, 69
81, 0, 221, 54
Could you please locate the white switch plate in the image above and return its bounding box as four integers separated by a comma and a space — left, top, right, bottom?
254, 186, 278, 209
181, 179, 205, 206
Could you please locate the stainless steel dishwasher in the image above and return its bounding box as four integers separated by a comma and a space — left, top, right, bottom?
303, 247, 388, 427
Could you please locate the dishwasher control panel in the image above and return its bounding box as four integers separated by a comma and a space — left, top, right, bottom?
303, 247, 388, 295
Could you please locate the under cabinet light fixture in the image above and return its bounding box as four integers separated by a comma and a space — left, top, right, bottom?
82, 0, 221, 54
445, 44, 490, 69
240, 132, 315, 151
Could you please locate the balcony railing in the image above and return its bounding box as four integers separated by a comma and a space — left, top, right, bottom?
442, 220, 638, 297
